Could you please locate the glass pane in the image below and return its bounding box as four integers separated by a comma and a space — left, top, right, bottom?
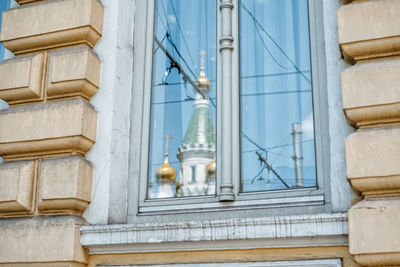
0, 0, 10, 61
148, 0, 217, 199
239, 0, 316, 192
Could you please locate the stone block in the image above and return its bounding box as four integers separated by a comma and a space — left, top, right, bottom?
0, 161, 36, 214
341, 59, 400, 127
349, 198, 400, 266
0, 99, 97, 160
0, 216, 87, 265
47, 46, 100, 100
337, 0, 400, 63
38, 156, 93, 215
0, 53, 44, 105
0, 0, 104, 55
346, 128, 400, 197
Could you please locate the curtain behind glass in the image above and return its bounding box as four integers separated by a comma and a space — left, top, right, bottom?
239, 0, 316, 192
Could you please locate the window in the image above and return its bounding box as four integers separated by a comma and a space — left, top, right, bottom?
128, 0, 329, 222
0, 0, 11, 61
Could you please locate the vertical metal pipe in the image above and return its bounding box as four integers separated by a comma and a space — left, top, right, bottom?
219, 0, 235, 201
292, 123, 303, 187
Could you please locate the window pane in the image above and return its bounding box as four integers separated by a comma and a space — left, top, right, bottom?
148, 0, 217, 199
239, 0, 316, 192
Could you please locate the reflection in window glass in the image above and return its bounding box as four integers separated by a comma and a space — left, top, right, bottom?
148, 0, 216, 199
0, 0, 10, 61
240, 0, 316, 192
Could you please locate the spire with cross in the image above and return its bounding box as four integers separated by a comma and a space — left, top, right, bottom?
164, 133, 172, 158
200, 49, 206, 74
195, 49, 211, 96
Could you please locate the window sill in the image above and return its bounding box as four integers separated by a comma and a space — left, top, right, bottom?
81, 212, 348, 254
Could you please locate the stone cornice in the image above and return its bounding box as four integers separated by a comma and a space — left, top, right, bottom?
81, 213, 348, 254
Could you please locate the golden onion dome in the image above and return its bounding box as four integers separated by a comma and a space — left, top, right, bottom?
156, 153, 176, 183
206, 157, 216, 179
196, 70, 210, 91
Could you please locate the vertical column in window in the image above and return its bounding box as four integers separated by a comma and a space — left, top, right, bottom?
148, 0, 217, 199
239, 0, 317, 193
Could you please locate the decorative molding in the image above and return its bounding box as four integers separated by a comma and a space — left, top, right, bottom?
342, 59, 400, 127
0, 0, 104, 55
0, 160, 36, 216
337, 0, 400, 64
345, 127, 400, 197
0, 99, 97, 161
46, 46, 101, 101
38, 156, 93, 215
219, 2, 234, 10
349, 198, 400, 266
0, 216, 87, 265
0, 53, 45, 105
81, 213, 348, 254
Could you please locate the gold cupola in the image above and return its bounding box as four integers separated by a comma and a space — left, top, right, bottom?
195, 50, 211, 92
206, 157, 216, 179
156, 134, 176, 183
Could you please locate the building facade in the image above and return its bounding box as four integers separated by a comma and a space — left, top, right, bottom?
0, 0, 399, 266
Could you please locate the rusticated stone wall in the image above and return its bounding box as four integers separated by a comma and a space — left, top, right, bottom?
0, 0, 103, 266
338, 0, 400, 266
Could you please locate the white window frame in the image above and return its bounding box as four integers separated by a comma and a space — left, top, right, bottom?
127, 0, 330, 223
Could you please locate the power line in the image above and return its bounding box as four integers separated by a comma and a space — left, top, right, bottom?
241, 70, 310, 80
253, 17, 291, 70
240, 3, 311, 85
168, 0, 196, 69
242, 139, 314, 153
151, 89, 310, 105
153, 70, 310, 87
166, 34, 197, 80
154, 36, 216, 109
159, 0, 175, 58
241, 89, 311, 97
256, 151, 290, 188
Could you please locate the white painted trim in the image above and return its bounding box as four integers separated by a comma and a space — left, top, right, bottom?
81, 213, 347, 254
139, 194, 324, 214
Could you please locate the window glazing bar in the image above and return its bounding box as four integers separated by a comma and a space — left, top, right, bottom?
218, 0, 235, 201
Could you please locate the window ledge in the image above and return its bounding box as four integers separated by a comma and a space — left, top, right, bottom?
81, 213, 348, 254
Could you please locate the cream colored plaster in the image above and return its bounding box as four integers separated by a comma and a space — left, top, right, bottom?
0, 99, 97, 160
0, 53, 44, 105
47, 46, 100, 100
348, 198, 400, 266
0, 0, 104, 55
0, 216, 87, 264
38, 156, 93, 214
0, 160, 36, 213
342, 59, 400, 127
345, 127, 400, 196
337, 0, 400, 63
